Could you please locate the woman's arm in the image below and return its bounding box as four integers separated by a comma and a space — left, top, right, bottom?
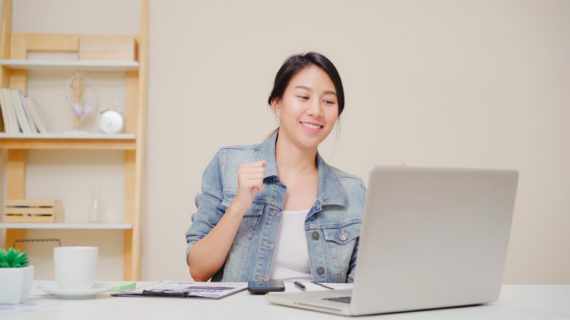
187, 160, 266, 281
187, 202, 248, 281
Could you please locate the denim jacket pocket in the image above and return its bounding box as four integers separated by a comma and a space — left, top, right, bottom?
223, 193, 265, 246
322, 221, 361, 271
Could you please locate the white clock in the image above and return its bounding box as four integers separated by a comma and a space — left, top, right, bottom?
98, 109, 124, 134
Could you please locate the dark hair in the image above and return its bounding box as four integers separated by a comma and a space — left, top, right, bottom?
267, 52, 345, 116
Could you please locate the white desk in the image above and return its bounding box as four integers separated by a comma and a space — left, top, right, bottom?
2, 282, 569, 320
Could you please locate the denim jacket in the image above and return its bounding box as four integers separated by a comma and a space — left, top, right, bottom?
185, 132, 366, 283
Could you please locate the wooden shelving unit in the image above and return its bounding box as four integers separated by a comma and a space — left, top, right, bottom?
0, 0, 148, 280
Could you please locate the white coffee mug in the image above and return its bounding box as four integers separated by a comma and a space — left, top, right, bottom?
54, 246, 98, 290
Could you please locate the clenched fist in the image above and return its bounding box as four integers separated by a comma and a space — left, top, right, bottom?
232, 160, 266, 212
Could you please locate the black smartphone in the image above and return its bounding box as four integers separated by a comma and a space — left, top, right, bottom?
247, 280, 285, 294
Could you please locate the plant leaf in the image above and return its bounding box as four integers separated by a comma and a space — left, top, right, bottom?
0, 248, 29, 268
6, 248, 17, 262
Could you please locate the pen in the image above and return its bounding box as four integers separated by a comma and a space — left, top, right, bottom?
311, 281, 334, 290
294, 281, 306, 291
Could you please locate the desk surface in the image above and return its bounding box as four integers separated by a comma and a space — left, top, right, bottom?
2, 282, 569, 320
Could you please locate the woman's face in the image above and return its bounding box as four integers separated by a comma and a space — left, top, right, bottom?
272, 65, 339, 151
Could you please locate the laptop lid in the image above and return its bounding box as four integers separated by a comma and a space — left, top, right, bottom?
349, 167, 518, 315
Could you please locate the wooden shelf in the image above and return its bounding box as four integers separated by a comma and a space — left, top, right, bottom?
0, 133, 135, 139
0, 0, 148, 281
0, 133, 136, 150
0, 60, 139, 72
0, 222, 133, 230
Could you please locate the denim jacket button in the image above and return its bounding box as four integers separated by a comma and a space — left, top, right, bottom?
339, 231, 348, 241
312, 231, 320, 240
317, 267, 325, 275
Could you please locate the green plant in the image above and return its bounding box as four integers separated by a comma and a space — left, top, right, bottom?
0, 248, 29, 268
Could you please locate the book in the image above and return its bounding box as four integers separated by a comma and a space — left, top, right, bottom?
0, 89, 18, 133
111, 281, 248, 299
11, 90, 33, 133
0, 89, 9, 133
0, 89, 51, 134
18, 91, 40, 133
25, 96, 49, 133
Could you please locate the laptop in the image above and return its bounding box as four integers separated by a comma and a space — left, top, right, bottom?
266, 166, 518, 316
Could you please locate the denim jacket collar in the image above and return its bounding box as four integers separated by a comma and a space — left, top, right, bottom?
257, 130, 347, 208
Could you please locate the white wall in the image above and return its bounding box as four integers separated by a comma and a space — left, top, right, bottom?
1, 0, 569, 284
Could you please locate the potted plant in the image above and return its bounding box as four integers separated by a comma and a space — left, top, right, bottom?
0, 248, 34, 304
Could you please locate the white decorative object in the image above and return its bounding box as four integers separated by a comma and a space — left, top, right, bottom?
98, 109, 124, 134
65, 71, 98, 130
0, 265, 34, 304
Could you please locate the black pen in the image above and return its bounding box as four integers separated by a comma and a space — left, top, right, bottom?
311, 281, 334, 290
294, 281, 306, 291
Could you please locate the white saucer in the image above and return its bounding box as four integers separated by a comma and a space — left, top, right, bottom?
38, 282, 114, 299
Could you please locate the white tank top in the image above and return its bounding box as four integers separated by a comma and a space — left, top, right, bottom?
270, 209, 312, 281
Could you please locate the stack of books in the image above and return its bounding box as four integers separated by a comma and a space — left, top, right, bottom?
0, 88, 48, 134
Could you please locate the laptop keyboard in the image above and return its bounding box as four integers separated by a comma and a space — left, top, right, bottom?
323, 296, 351, 304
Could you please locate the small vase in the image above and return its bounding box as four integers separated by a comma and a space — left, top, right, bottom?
0, 265, 34, 304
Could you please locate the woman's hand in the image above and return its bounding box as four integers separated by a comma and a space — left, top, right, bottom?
233, 160, 266, 212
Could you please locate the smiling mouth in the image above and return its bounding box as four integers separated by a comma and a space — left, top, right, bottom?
300, 121, 324, 129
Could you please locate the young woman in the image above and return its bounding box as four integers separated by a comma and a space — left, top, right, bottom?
185, 52, 365, 283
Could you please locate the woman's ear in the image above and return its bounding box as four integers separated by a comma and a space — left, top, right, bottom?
270, 98, 281, 117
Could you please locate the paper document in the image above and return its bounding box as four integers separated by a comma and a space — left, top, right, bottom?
112, 281, 248, 299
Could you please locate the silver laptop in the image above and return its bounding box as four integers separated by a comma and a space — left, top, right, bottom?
266, 166, 518, 316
